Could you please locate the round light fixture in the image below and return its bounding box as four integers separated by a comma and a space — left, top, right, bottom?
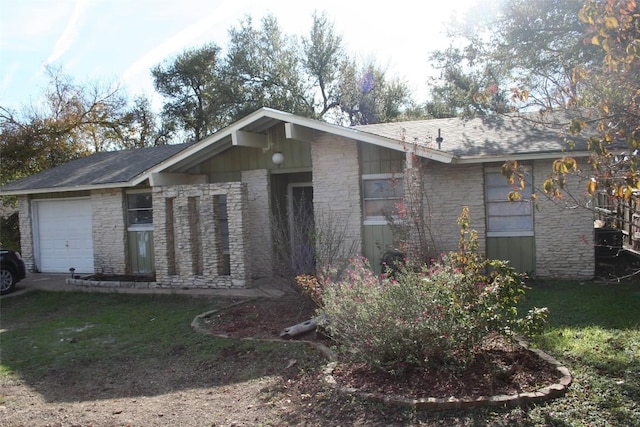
272, 152, 284, 167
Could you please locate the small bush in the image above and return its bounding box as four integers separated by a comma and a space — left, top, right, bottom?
319, 208, 548, 373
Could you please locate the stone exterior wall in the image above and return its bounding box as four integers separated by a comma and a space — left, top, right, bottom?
533, 159, 595, 279
241, 169, 273, 279
17, 196, 34, 272
153, 182, 250, 289
91, 188, 127, 275
311, 134, 363, 266
421, 161, 487, 256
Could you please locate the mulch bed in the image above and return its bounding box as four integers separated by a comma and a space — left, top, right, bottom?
201, 294, 563, 401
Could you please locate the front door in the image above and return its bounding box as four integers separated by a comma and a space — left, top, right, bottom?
288, 183, 314, 274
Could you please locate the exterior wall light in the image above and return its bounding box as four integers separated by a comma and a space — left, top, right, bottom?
272, 151, 284, 167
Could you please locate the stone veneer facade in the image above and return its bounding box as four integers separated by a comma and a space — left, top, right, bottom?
152, 182, 250, 288
533, 159, 594, 279
241, 169, 274, 279
419, 159, 593, 279
14, 134, 595, 284
17, 195, 34, 272
310, 133, 363, 263
91, 188, 128, 275
420, 161, 487, 255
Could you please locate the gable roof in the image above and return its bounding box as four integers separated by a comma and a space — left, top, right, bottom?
354, 113, 590, 162
0, 108, 590, 196
0, 143, 193, 194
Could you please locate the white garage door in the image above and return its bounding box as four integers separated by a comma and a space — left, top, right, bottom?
35, 199, 94, 273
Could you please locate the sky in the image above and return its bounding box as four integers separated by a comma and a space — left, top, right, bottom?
0, 0, 479, 114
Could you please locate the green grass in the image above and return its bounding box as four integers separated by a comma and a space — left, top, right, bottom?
1, 291, 221, 377
515, 280, 640, 426
0, 282, 638, 426
0, 291, 321, 396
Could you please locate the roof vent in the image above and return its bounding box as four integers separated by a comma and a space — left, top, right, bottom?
435, 129, 443, 150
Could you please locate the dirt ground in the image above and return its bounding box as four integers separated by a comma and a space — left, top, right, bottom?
0, 293, 562, 427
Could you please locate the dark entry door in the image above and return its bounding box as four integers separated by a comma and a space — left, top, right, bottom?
288, 184, 314, 274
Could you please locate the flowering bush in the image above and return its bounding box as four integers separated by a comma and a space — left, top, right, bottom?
319, 208, 548, 373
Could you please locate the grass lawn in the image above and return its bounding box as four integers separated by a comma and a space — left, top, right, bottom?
514, 279, 640, 426
0, 292, 322, 401
0, 281, 638, 426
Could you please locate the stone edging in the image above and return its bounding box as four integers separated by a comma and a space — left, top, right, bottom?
322, 336, 572, 410
67, 277, 158, 289
192, 304, 572, 410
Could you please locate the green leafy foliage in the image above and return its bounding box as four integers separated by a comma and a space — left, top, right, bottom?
320, 208, 548, 373
429, 0, 598, 116
0, 67, 165, 187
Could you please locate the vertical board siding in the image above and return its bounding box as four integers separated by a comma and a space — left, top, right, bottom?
486, 236, 535, 274
362, 225, 395, 274
128, 230, 155, 274
195, 129, 312, 183
360, 144, 406, 271
360, 143, 404, 175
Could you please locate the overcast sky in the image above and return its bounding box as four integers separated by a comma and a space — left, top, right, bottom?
0, 0, 479, 112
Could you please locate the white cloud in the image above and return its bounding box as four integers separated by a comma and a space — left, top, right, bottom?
45, 0, 89, 65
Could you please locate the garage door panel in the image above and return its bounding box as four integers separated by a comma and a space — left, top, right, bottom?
36, 199, 94, 273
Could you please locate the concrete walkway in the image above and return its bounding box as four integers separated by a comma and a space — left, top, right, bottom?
2, 273, 288, 299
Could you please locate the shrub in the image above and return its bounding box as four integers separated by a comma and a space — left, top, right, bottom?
319, 208, 548, 373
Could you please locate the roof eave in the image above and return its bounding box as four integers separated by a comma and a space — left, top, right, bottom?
0, 180, 147, 196
453, 150, 592, 164
144, 108, 456, 176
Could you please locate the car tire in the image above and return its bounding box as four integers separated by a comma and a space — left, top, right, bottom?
0, 268, 16, 295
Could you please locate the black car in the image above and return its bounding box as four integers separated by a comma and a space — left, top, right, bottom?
1, 249, 26, 295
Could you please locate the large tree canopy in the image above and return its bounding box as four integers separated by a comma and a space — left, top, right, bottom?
151, 12, 419, 139
543, 0, 640, 201
428, 0, 603, 116
0, 67, 164, 187
152, 43, 228, 142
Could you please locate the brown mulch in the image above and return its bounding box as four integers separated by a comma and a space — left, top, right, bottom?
201, 293, 562, 400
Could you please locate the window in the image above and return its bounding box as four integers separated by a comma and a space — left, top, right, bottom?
362, 174, 404, 225
127, 192, 153, 228
485, 167, 533, 236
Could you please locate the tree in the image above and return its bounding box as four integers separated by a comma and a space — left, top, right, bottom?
223, 15, 313, 121
335, 62, 413, 126
117, 96, 174, 149
542, 0, 640, 201
152, 43, 228, 142
301, 11, 346, 118
153, 12, 419, 137
0, 66, 167, 186
428, 0, 602, 116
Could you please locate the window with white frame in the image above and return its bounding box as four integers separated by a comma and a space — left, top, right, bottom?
127, 192, 153, 229
485, 167, 533, 236
362, 174, 404, 225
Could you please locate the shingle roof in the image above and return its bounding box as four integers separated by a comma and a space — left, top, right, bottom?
354, 113, 589, 158
1, 109, 600, 195
1, 143, 194, 193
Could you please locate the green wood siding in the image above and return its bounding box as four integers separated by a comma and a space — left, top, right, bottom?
360, 144, 405, 272
362, 225, 395, 274
193, 126, 312, 183
486, 236, 535, 275
128, 230, 155, 274
360, 143, 405, 175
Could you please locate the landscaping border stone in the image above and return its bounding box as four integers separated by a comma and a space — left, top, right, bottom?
192, 303, 572, 411
67, 277, 159, 289
322, 336, 572, 410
